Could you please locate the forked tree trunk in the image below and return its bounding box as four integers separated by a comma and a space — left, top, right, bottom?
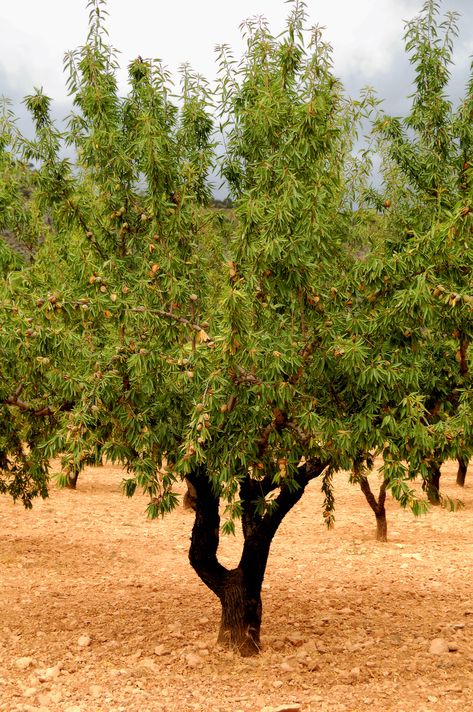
187, 459, 328, 655
457, 456, 468, 487
358, 476, 388, 542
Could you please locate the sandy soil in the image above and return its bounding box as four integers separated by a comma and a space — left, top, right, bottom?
0, 460, 472, 712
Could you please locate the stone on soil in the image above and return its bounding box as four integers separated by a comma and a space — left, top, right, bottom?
154, 644, 169, 656
77, 634, 91, 648
37, 665, 61, 682
15, 657, 34, 670
185, 652, 202, 668
280, 658, 299, 672
22, 687, 37, 698
429, 638, 449, 654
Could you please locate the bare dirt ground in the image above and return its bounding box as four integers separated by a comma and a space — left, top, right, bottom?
1, 460, 472, 712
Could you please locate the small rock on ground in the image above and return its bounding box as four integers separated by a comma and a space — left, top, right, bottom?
429, 638, 449, 654
77, 635, 91, 648
15, 657, 34, 670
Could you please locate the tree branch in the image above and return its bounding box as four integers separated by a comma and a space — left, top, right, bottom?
260, 457, 329, 539
131, 306, 209, 335
2, 388, 72, 417
187, 466, 229, 597
229, 366, 263, 386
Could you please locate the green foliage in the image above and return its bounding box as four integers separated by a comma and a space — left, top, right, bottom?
346, 0, 473, 504
0, 0, 472, 530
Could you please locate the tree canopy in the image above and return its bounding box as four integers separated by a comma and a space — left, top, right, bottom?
0, 0, 472, 654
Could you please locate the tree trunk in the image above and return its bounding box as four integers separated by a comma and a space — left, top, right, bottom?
187, 467, 266, 655
358, 475, 388, 542
375, 510, 387, 542
66, 470, 79, 489
217, 568, 262, 656
426, 463, 441, 505
186, 458, 328, 656
457, 457, 468, 487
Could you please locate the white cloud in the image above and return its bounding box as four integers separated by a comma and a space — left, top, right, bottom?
0, 0, 471, 105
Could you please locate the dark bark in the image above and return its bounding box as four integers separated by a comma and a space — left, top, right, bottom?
375, 511, 388, 542
358, 476, 388, 542
458, 337, 469, 377
187, 459, 328, 655
183, 478, 197, 509
186, 466, 228, 598
457, 457, 468, 487
425, 463, 441, 505
66, 470, 79, 489
216, 568, 263, 656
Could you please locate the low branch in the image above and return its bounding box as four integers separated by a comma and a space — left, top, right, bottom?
256, 408, 288, 458
358, 476, 381, 515
260, 458, 329, 539
3, 394, 56, 417
3, 390, 72, 418
459, 336, 469, 377
257, 422, 277, 458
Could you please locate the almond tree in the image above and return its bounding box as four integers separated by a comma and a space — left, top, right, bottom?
355, 0, 473, 507
1, 0, 469, 655
0, 0, 355, 653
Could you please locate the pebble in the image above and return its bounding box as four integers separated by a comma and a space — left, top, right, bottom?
49, 690, 63, 703
23, 687, 37, 699
15, 657, 34, 670
37, 666, 61, 682
261, 705, 301, 712
77, 635, 91, 648
154, 644, 169, 656
429, 638, 449, 654
38, 692, 54, 706
89, 684, 103, 698
185, 652, 202, 668
280, 659, 298, 672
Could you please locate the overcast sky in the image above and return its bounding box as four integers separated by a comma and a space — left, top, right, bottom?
2, 1, 472, 102
1, 0, 472, 166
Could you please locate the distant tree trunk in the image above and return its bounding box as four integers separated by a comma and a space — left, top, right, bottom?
457, 456, 468, 487
358, 476, 388, 542
66, 468, 79, 489
425, 462, 441, 505
455, 336, 469, 488
187, 459, 328, 656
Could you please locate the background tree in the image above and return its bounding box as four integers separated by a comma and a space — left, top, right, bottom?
352, 0, 473, 509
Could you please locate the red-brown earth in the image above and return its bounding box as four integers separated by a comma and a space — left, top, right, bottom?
0, 460, 472, 712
